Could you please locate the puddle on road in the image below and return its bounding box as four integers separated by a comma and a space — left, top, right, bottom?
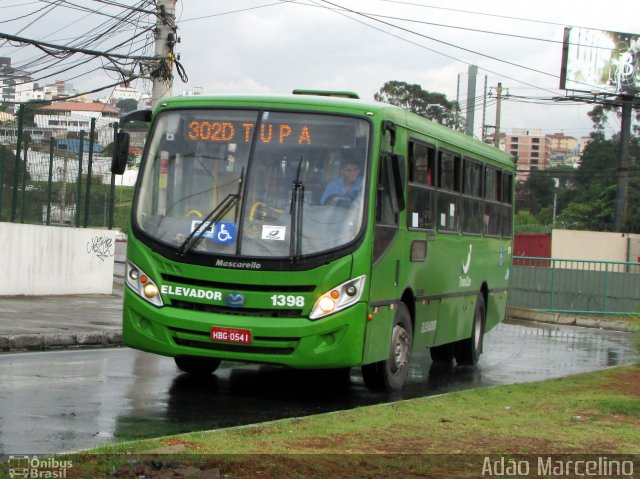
0, 321, 637, 454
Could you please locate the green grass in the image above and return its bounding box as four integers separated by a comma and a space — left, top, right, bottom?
2, 365, 638, 478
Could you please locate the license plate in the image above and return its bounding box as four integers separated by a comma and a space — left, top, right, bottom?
211, 326, 252, 344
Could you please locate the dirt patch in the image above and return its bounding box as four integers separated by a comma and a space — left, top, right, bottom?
596, 368, 640, 397
67, 455, 490, 479
283, 428, 574, 455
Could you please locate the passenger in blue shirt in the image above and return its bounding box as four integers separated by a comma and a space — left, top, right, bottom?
320, 155, 363, 206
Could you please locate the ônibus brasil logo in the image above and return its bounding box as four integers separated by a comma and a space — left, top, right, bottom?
8, 455, 73, 478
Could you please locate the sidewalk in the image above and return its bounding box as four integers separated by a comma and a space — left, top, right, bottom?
0, 290, 637, 354
0, 293, 123, 352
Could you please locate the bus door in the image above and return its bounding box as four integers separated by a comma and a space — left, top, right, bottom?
363, 152, 405, 364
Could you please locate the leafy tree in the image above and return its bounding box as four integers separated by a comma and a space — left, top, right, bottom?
514, 210, 537, 226
575, 134, 618, 189
1, 145, 19, 186
22, 100, 50, 127
515, 171, 554, 216
374, 81, 462, 130
0, 145, 31, 219
556, 185, 616, 231
116, 98, 138, 113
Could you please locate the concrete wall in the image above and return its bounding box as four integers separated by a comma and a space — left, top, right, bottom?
552, 229, 640, 263
0, 223, 115, 295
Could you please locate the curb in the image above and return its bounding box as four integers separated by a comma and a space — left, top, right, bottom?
1, 308, 634, 354
0, 330, 122, 353
506, 306, 638, 333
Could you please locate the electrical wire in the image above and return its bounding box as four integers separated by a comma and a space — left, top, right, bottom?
375, 0, 611, 31
180, 1, 293, 22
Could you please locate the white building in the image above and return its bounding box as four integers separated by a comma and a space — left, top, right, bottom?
97, 85, 143, 106
0, 57, 32, 112
34, 102, 120, 138
14, 81, 46, 103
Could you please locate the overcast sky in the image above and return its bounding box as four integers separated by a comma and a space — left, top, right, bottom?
2, 0, 639, 140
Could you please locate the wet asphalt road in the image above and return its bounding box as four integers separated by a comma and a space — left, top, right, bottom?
0, 320, 638, 454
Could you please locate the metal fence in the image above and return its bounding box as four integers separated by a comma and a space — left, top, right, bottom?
510, 256, 640, 315
0, 104, 136, 230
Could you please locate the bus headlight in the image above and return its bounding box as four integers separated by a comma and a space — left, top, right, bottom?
309, 275, 366, 320
126, 260, 163, 307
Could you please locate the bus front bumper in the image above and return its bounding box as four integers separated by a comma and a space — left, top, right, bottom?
122, 288, 368, 369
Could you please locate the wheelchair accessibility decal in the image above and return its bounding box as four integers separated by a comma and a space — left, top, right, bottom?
190, 220, 236, 244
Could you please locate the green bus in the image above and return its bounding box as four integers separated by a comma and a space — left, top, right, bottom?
111, 90, 515, 392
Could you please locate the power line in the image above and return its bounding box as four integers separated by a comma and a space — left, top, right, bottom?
316, 0, 572, 85
376, 0, 607, 31
0, 1, 52, 23
181, 1, 292, 22
0, 31, 155, 61
300, 0, 563, 97
90, 0, 156, 16
288, 0, 566, 46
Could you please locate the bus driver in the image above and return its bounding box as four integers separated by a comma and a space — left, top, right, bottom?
320, 153, 363, 206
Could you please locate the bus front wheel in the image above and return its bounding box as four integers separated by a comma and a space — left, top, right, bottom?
174, 356, 222, 376
454, 294, 485, 365
362, 303, 413, 392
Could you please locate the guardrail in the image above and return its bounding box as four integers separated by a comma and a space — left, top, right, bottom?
510, 256, 640, 316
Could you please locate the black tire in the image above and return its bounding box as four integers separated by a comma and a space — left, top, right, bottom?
362, 303, 413, 392
174, 356, 222, 376
454, 293, 485, 365
429, 343, 455, 363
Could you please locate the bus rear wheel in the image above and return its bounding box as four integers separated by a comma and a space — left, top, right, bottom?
454, 293, 485, 365
362, 303, 413, 392
174, 356, 222, 376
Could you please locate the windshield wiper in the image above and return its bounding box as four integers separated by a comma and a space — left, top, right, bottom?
289, 156, 305, 263
178, 168, 244, 256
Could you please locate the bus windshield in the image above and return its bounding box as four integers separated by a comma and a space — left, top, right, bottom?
135, 109, 370, 259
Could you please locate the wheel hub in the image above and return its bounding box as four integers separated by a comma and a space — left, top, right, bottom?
390, 325, 410, 373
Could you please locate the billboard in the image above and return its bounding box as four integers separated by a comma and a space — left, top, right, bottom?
560, 27, 639, 96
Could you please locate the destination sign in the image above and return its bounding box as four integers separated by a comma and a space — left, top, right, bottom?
187, 120, 312, 145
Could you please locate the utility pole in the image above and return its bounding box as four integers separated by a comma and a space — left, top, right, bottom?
481, 75, 488, 142
494, 82, 503, 148
465, 65, 478, 137
455, 74, 460, 130
151, 0, 177, 107
614, 96, 633, 231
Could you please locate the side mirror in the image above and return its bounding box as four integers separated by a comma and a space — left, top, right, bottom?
111, 131, 130, 175
110, 109, 151, 175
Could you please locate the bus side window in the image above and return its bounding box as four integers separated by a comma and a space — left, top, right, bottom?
409, 141, 435, 186
461, 158, 483, 235
374, 153, 400, 263
501, 171, 513, 237
484, 166, 501, 236
407, 140, 435, 230
436, 150, 461, 232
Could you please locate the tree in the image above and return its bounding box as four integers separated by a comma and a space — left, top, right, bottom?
553, 133, 640, 233
374, 81, 462, 130
514, 210, 537, 227
116, 98, 138, 113
22, 100, 50, 127
575, 134, 618, 189
515, 171, 554, 216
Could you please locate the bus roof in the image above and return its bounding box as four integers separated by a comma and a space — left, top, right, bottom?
156, 93, 515, 170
